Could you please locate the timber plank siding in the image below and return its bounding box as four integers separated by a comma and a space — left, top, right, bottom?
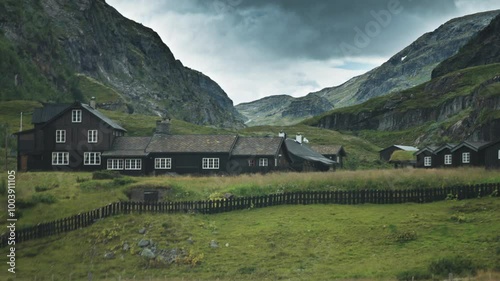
484, 140, 500, 169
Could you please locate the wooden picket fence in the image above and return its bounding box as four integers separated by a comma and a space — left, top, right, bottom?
1, 183, 498, 247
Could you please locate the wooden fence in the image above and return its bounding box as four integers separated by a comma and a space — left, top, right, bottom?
1, 183, 498, 247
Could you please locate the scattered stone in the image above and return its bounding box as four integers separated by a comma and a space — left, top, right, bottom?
140, 248, 156, 259
209, 240, 219, 248
138, 227, 146, 234
138, 239, 150, 248
104, 251, 115, 259
157, 248, 185, 264
187, 237, 194, 244
122, 242, 130, 251
225, 243, 229, 247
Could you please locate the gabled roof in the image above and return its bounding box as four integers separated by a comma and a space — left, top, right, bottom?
380, 145, 419, 152
231, 137, 283, 156
102, 137, 152, 157
81, 104, 126, 131
284, 139, 335, 165
32, 103, 71, 124
450, 141, 489, 152
32, 102, 126, 131
434, 143, 457, 154
146, 134, 238, 153
414, 145, 439, 156
310, 145, 346, 156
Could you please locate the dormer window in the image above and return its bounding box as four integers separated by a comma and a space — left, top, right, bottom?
72, 110, 82, 123
88, 130, 98, 143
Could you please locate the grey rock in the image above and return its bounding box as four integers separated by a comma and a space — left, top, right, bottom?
140, 248, 156, 259
104, 251, 115, 259
209, 240, 219, 248
138, 228, 146, 234
187, 237, 194, 244
122, 242, 130, 251
138, 239, 150, 248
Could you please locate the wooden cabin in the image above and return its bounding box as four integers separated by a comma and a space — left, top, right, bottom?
415, 146, 437, 168
433, 143, 456, 168
379, 145, 418, 162
450, 141, 489, 167
310, 145, 347, 168
483, 139, 500, 169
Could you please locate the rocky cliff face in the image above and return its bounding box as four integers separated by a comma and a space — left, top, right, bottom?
237, 10, 499, 127
236, 94, 332, 126
0, 0, 244, 128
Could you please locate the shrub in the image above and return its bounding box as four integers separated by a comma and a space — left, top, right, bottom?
31, 193, 57, 204
92, 170, 122, 180
396, 269, 431, 281
34, 185, 51, 192
112, 177, 136, 186
76, 177, 89, 183
428, 256, 478, 277
16, 199, 37, 208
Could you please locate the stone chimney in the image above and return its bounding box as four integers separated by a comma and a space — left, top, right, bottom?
278, 130, 286, 138
89, 97, 96, 109
156, 118, 171, 135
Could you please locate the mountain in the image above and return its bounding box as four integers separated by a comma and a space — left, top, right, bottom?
0, 0, 244, 128
236, 94, 332, 126
307, 13, 500, 147
237, 10, 499, 126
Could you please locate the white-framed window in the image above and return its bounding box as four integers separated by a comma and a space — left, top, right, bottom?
72, 109, 82, 123
55, 130, 66, 143
444, 154, 452, 165
248, 159, 256, 166
125, 159, 142, 170
107, 159, 123, 170
155, 158, 171, 169
52, 152, 69, 165
259, 158, 268, 167
88, 130, 98, 143
424, 156, 432, 167
202, 158, 219, 169
84, 152, 101, 165
462, 152, 470, 164
498, 149, 500, 160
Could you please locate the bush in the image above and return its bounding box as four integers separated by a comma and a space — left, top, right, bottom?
396, 269, 431, 281
428, 256, 478, 277
31, 193, 57, 204
92, 170, 123, 180
17, 199, 37, 208
112, 177, 136, 186
34, 185, 51, 192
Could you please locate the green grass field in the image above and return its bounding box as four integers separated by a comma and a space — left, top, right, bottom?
11, 197, 500, 281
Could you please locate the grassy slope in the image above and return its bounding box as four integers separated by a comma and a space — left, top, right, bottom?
13, 197, 500, 280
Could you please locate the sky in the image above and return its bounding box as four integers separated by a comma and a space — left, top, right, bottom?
106, 0, 500, 105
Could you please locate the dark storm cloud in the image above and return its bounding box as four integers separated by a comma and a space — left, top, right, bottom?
188, 0, 459, 60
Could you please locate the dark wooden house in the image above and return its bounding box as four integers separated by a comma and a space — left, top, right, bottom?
284, 139, 335, 171
483, 139, 500, 169
450, 141, 489, 167
16, 102, 126, 171
230, 136, 287, 174
433, 143, 457, 168
310, 145, 347, 168
415, 146, 437, 168
389, 150, 416, 168
379, 145, 418, 162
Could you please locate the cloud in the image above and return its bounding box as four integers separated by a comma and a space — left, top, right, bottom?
106, 0, 500, 104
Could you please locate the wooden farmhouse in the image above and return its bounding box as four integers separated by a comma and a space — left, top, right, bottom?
310, 145, 346, 168
15, 102, 336, 174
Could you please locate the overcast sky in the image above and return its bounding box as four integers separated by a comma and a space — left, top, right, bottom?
107, 0, 500, 105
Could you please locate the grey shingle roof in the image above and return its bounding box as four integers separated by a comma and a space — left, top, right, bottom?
451, 141, 490, 152
434, 143, 457, 153
231, 137, 283, 156
146, 134, 238, 153
284, 139, 335, 165
81, 104, 126, 131
32, 104, 71, 124
102, 137, 151, 157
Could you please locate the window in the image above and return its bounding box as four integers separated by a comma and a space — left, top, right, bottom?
72, 110, 82, 123
248, 159, 256, 166
202, 158, 219, 169
498, 149, 500, 160
462, 152, 470, 163
259, 158, 268, 167
55, 130, 66, 143
52, 152, 69, 165
125, 159, 142, 170
424, 156, 432, 167
155, 158, 171, 169
88, 130, 98, 143
84, 152, 101, 165
107, 159, 123, 170
444, 154, 452, 165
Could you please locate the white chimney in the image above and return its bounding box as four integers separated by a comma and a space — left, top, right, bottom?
296, 134, 303, 144
278, 131, 286, 138
90, 97, 96, 109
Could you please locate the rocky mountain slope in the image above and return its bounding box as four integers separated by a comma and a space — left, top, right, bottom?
238, 10, 499, 127
307, 13, 500, 146
0, 0, 244, 128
